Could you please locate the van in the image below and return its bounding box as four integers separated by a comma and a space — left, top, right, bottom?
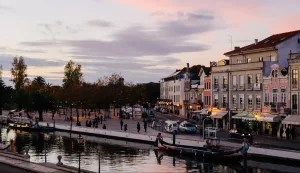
165, 120, 179, 133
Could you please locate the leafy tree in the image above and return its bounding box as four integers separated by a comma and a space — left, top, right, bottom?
62, 60, 82, 89
32, 76, 46, 88
10, 56, 28, 110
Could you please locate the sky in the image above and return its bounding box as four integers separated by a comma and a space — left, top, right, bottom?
1, 0, 300, 86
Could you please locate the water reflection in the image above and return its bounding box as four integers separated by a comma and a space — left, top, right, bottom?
1, 126, 300, 173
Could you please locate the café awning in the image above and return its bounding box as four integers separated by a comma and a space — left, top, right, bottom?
257, 114, 281, 122
282, 115, 300, 125
212, 112, 228, 119
232, 113, 256, 121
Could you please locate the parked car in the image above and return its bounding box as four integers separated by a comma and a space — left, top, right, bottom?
165, 120, 179, 133
161, 108, 168, 114
147, 112, 155, 122
179, 121, 197, 133
229, 129, 253, 144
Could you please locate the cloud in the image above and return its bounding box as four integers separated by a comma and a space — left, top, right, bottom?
37, 21, 80, 38
87, 20, 113, 27
0, 5, 13, 11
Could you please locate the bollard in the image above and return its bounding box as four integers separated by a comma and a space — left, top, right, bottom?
24, 147, 30, 159
56, 155, 63, 166
173, 131, 176, 145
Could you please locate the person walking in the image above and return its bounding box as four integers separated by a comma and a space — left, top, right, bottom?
286, 126, 290, 140
291, 126, 296, 140
103, 124, 106, 129
120, 119, 123, 130
124, 124, 128, 132
280, 126, 284, 139
137, 122, 141, 133
144, 121, 147, 132
100, 116, 103, 124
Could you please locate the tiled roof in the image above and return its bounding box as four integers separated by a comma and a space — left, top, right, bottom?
224, 30, 300, 56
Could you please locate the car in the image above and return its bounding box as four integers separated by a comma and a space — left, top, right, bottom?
179, 121, 197, 133
165, 120, 179, 133
229, 129, 253, 144
161, 108, 168, 114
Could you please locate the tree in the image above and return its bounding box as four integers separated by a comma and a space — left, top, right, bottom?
62, 60, 82, 89
11, 56, 28, 110
32, 76, 46, 88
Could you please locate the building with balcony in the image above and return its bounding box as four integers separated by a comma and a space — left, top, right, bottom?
199, 66, 212, 108
226, 30, 300, 131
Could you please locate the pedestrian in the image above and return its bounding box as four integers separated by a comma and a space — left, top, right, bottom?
120, 119, 123, 130
100, 116, 103, 124
280, 126, 284, 138
144, 121, 147, 132
137, 122, 141, 133
103, 124, 106, 129
286, 126, 290, 140
117, 112, 119, 117
86, 120, 88, 127
291, 126, 296, 140
88, 112, 91, 119
187, 112, 190, 120
124, 124, 128, 132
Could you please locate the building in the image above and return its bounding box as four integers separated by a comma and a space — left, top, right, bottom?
159, 64, 202, 116
224, 30, 300, 130
211, 59, 230, 129
199, 66, 212, 108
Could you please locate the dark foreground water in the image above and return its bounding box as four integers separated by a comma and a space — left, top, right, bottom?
1, 126, 300, 173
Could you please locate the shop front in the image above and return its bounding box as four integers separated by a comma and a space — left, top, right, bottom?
282, 115, 300, 136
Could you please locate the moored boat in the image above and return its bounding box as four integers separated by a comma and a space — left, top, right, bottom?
8, 123, 32, 130
154, 133, 249, 161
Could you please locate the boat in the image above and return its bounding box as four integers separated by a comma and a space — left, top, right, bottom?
154, 132, 249, 161
8, 122, 32, 130
0, 142, 10, 151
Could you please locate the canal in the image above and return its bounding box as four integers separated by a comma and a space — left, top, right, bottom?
1, 126, 300, 173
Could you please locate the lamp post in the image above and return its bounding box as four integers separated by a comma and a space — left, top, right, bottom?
44, 134, 50, 163
77, 134, 84, 173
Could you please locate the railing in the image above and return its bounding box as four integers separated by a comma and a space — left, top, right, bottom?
254, 83, 261, 90
246, 83, 254, 90
248, 104, 253, 110
222, 103, 228, 108
238, 104, 244, 110
231, 85, 237, 90
232, 104, 237, 109
213, 84, 219, 91
238, 85, 245, 90
222, 84, 228, 91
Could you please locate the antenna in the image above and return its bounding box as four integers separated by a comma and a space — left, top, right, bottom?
228, 35, 232, 50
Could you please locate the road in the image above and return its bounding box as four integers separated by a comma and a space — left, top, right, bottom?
0, 163, 33, 173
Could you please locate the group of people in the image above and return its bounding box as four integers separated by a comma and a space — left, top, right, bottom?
280, 126, 296, 140
85, 115, 104, 128
120, 119, 148, 133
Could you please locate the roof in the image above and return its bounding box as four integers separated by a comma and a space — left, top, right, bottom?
224, 30, 300, 56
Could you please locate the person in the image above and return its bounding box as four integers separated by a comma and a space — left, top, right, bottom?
120, 119, 123, 130
286, 126, 290, 140
103, 124, 106, 129
100, 116, 103, 124
144, 121, 147, 132
137, 122, 141, 133
291, 126, 296, 140
187, 112, 190, 120
86, 120, 88, 127
280, 126, 284, 138
124, 124, 128, 132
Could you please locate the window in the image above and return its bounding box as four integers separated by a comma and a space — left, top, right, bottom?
232, 95, 237, 106
248, 95, 253, 107
256, 95, 261, 109
214, 94, 219, 106
223, 76, 228, 89
272, 89, 278, 103
247, 75, 253, 84
272, 70, 278, 77
214, 77, 218, 88
239, 94, 244, 108
237, 59, 243, 64
292, 69, 298, 88
281, 89, 286, 103
255, 74, 261, 83
247, 58, 251, 63
264, 93, 269, 103
271, 56, 276, 61
259, 57, 263, 62
239, 75, 244, 86
174, 86, 175, 93
232, 76, 237, 86
292, 94, 297, 110
222, 95, 227, 108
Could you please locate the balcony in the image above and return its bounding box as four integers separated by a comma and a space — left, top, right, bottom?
232, 104, 237, 110
255, 104, 261, 110
231, 85, 237, 91
254, 83, 261, 90
248, 104, 253, 110
213, 84, 219, 92
238, 85, 245, 91
222, 84, 228, 91
238, 105, 244, 111
222, 103, 228, 109
246, 83, 254, 91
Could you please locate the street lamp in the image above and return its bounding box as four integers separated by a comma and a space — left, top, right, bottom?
77, 134, 84, 173
44, 134, 50, 163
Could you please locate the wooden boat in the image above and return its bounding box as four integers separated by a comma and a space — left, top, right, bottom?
154, 133, 249, 161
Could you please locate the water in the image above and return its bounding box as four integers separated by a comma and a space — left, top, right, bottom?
1, 126, 300, 173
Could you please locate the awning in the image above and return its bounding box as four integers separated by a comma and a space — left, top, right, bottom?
232, 113, 256, 121
257, 114, 281, 122
232, 113, 248, 119
282, 115, 300, 125
212, 112, 228, 119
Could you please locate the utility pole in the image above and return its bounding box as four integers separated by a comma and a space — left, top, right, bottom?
228, 35, 233, 50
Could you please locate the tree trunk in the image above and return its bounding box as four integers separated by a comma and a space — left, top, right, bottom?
38, 109, 43, 121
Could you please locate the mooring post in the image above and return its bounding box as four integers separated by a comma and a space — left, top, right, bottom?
173, 130, 176, 145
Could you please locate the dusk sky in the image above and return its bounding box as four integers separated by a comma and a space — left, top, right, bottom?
1, 0, 300, 86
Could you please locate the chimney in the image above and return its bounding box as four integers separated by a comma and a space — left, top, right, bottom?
255, 39, 258, 45
234, 46, 240, 50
